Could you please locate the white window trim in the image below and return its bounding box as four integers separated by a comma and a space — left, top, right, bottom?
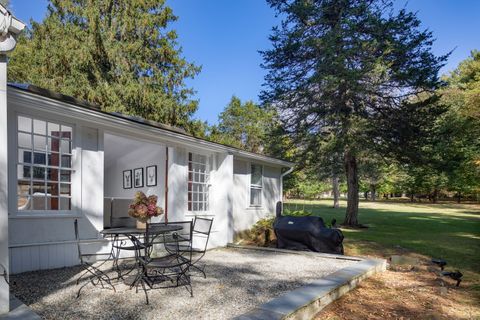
248, 162, 263, 208
187, 151, 211, 213
13, 112, 79, 216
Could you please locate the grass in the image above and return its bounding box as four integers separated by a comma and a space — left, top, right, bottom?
284, 199, 480, 276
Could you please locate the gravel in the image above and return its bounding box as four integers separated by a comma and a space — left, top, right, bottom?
10, 247, 357, 320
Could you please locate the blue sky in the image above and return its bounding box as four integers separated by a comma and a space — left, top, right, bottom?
9, 0, 480, 124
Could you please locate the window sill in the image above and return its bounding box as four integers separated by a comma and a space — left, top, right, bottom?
9, 212, 82, 219
246, 206, 264, 211
185, 212, 214, 217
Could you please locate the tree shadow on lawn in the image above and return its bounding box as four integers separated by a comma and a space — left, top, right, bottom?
286, 201, 480, 275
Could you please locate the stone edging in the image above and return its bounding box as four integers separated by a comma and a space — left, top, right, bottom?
230, 245, 386, 320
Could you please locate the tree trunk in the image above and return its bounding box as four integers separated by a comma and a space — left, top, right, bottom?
332, 175, 340, 208
369, 184, 376, 201
432, 189, 439, 203
343, 151, 359, 226
456, 193, 461, 204
410, 193, 414, 202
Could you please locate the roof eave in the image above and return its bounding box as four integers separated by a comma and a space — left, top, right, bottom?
8, 85, 295, 168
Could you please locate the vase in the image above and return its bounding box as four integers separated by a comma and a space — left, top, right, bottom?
136, 219, 148, 229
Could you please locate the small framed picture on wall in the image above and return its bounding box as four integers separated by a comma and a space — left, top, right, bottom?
123, 170, 132, 189
146, 165, 157, 187
133, 168, 144, 188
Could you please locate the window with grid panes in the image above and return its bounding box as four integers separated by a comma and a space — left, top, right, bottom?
17, 115, 73, 211
250, 164, 263, 206
187, 152, 209, 211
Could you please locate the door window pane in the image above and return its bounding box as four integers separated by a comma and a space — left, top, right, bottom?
31, 196, 46, 210
18, 196, 30, 210
33, 135, 46, 151
18, 132, 31, 149
18, 116, 32, 132
33, 119, 46, 135
47, 122, 60, 136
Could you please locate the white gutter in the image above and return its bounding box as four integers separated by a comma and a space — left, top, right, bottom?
280, 166, 294, 203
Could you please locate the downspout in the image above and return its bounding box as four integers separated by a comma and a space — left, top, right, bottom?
280, 166, 294, 203
164, 147, 168, 223
0, 6, 24, 315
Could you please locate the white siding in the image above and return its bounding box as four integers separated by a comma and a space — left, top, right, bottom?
232, 159, 282, 235
7, 96, 106, 274
5, 89, 287, 274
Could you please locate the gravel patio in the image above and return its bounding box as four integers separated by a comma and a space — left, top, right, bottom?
10, 247, 357, 320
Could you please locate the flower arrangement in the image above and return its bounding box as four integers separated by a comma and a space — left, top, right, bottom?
128, 191, 164, 223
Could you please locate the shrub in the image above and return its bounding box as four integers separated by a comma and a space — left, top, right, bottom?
283, 208, 312, 217
250, 217, 275, 247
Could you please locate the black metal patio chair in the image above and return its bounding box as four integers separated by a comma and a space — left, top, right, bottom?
106, 198, 141, 278
166, 217, 213, 278
131, 221, 193, 304
74, 219, 116, 298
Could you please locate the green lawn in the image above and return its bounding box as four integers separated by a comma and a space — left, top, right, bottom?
284, 199, 480, 275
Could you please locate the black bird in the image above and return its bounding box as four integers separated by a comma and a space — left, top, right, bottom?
441, 270, 463, 287
432, 258, 447, 270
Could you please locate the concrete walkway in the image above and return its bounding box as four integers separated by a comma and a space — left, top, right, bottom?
0, 296, 41, 320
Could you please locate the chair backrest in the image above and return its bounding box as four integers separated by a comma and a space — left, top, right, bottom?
147, 221, 193, 258
110, 198, 136, 228
129, 234, 146, 260
192, 217, 213, 251
74, 219, 83, 263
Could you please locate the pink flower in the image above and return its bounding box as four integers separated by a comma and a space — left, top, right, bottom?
135, 204, 148, 215
129, 193, 163, 220
147, 204, 157, 216
147, 195, 158, 205
135, 191, 147, 203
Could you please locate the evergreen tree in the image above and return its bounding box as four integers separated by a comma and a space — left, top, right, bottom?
261, 0, 447, 226
209, 96, 276, 153
8, 0, 200, 129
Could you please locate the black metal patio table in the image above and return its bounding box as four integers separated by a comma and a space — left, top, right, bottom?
100, 224, 183, 280
101, 225, 183, 237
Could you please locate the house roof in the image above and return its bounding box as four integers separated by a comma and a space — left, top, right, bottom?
8, 83, 294, 167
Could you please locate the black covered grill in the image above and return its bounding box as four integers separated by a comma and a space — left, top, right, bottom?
273, 203, 344, 255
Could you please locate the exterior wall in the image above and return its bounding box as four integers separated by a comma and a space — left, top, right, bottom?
232, 159, 282, 235
210, 153, 233, 246
4, 88, 288, 274
167, 146, 188, 223
104, 141, 166, 207
7, 95, 106, 274
0, 56, 9, 314
167, 147, 230, 248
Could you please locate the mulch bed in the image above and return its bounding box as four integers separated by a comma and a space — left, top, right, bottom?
315, 254, 480, 319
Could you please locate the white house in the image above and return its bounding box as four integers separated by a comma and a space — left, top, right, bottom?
3, 84, 293, 273
0, 7, 293, 314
